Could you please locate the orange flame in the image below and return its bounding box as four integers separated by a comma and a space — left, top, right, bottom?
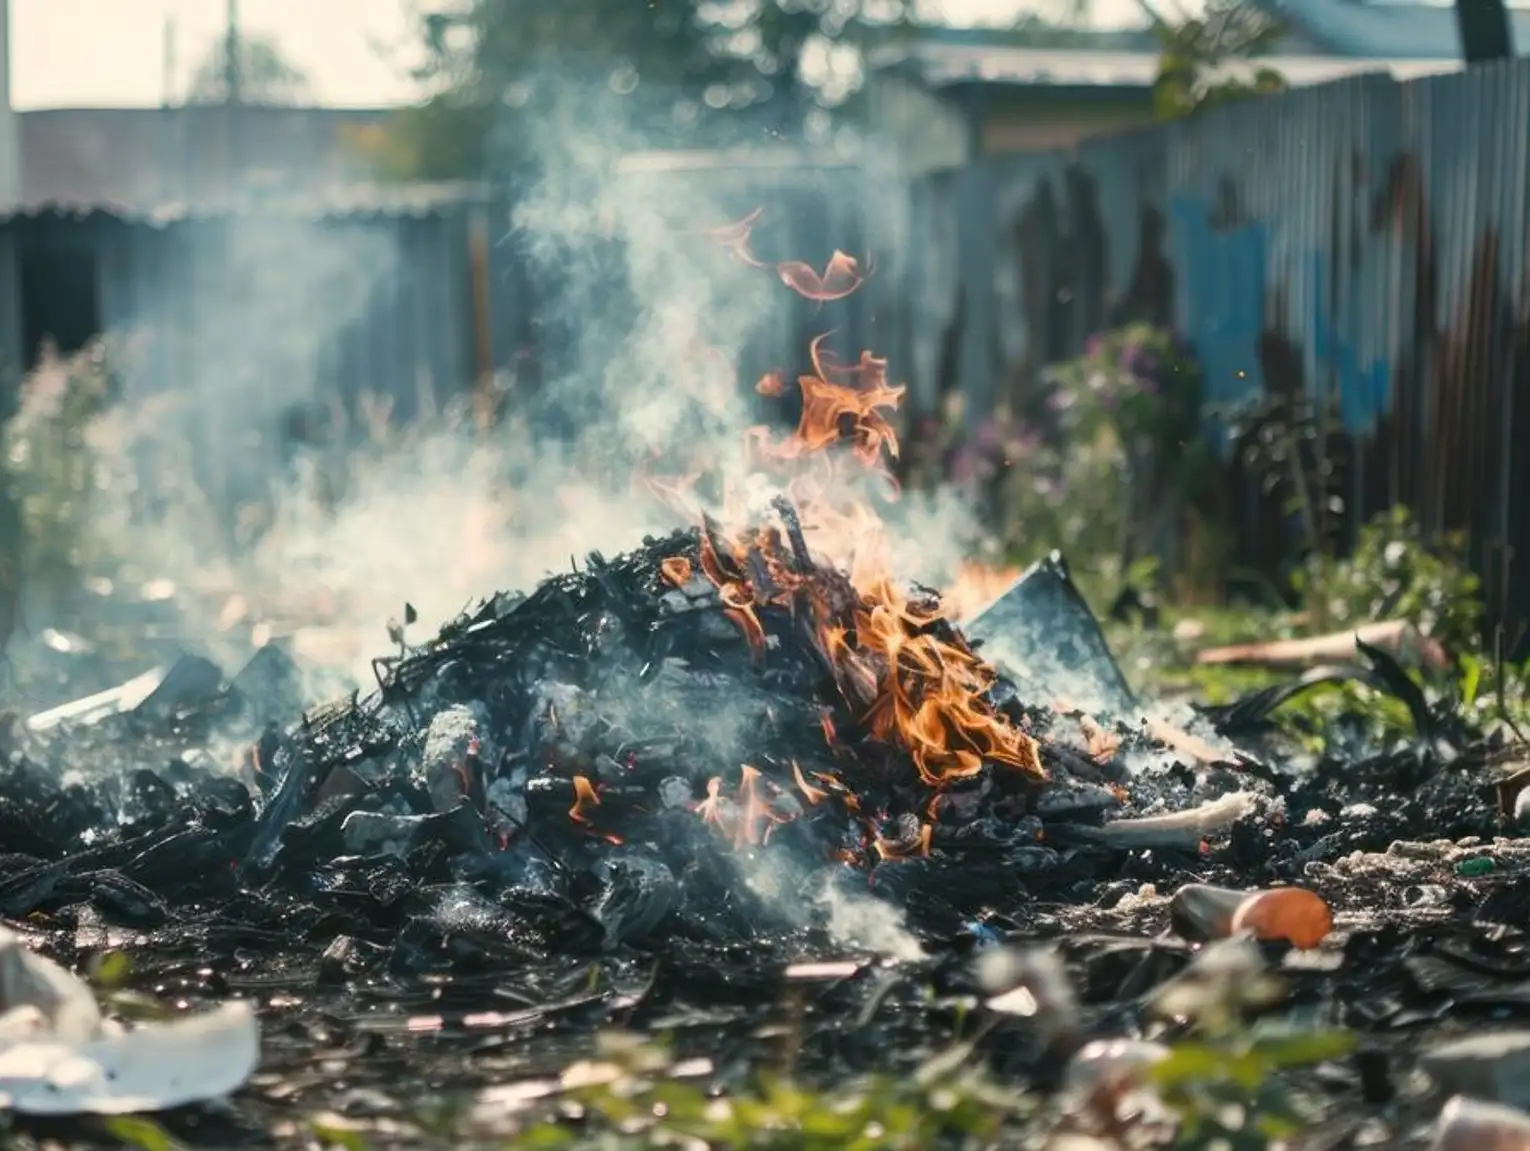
776, 250, 868, 303
564, 208, 1050, 859
941, 561, 1021, 623
873, 822, 934, 861
661, 556, 694, 588
691, 766, 794, 849
569, 775, 600, 824
792, 760, 827, 806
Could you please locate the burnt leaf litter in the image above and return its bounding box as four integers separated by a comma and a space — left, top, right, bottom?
0, 526, 1524, 1149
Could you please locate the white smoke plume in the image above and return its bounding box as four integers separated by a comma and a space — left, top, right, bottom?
34, 78, 991, 697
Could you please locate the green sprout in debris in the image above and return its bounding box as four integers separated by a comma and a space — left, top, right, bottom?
1150, 1026, 1357, 1149
518, 1031, 1030, 1150
1135, 938, 1358, 1149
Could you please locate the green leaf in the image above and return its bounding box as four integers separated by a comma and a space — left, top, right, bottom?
89, 949, 133, 991
100, 1117, 185, 1151
1147, 1042, 1227, 1087
1248, 1028, 1356, 1068
308, 1118, 371, 1151
1461, 655, 1483, 707
516, 1123, 577, 1147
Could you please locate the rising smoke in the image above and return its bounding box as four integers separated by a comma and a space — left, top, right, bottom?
34, 74, 988, 699
8, 76, 1000, 960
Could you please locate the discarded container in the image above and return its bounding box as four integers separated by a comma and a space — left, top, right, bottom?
1422, 1031, 1530, 1110
1432, 1096, 1530, 1150
1170, 883, 1333, 950
965, 551, 1138, 719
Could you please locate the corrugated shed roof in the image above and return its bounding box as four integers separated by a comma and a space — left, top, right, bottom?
1248, 0, 1530, 59
869, 43, 1463, 91
0, 181, 495, 227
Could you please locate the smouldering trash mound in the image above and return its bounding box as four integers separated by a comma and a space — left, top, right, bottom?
0, 218, 1525, 1147
0, 536, 1525, 1149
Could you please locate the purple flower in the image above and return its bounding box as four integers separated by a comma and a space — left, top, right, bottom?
1084, 333, 1107, 358
1120, 340, 1151, 376
974, 419, 1005, 453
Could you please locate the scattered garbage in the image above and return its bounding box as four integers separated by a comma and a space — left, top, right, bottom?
0, 528, 1518, 1145
1170, 882, 1334, 950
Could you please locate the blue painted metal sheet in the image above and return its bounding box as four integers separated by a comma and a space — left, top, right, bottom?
905, 55, 1530, 626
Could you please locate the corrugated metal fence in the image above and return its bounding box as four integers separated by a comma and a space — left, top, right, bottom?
908, 57, 1530, 625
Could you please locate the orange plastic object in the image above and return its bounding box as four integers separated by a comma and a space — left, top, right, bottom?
1229, 886, 1333, 950
1169, 882, 1333, 949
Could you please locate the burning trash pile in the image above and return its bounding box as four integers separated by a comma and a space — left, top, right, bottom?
0, 221, 1525, 1148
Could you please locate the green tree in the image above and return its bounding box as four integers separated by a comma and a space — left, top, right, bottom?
1147, 0, 1287, 120
366, 0, 919, 180
188, 32, 312, 106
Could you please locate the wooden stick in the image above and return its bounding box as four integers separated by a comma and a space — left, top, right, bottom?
1195, 619, 1449, 674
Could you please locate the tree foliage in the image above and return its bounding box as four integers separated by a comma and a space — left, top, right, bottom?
363, 0, 920, 180
1149, 0, 1288, 120
187, 32, 313, 106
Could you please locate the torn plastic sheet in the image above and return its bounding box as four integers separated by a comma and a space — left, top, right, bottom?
24, 653, 224, 734
0, 927, 260, 1115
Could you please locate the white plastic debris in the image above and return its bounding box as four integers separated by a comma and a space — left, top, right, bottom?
1432, 1095, 1530, 1150
0, 927, 101, 1043
0, 926, 260, 1115
1078, 791, 1259, 851
1422, 1031, 1530, 1110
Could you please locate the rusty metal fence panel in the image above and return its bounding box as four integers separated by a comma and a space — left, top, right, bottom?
904, 57, 1530, 626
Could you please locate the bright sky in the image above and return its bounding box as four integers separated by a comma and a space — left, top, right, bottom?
9, 0, 1152, 110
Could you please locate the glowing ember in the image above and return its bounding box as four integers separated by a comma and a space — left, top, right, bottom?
792, 761, 827, 806
775, 250, 868, 303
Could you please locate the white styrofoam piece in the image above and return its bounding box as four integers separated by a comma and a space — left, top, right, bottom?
0, 999, 260, 1115
0, 925, 260, 1115
0, 927, 101, 1042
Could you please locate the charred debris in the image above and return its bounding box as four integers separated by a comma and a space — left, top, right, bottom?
0, 511, 1521, 1147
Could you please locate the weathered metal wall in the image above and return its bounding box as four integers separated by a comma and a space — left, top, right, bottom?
909, 57, 1530, 624
0, 199, 509, 408
0, 196, 517, 516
